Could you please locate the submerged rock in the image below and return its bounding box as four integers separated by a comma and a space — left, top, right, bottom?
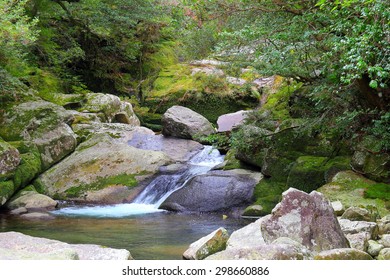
162, 106, 215, 140
183, 228, 229, 260
160, 169, 262, 212
0, 232, 132, 260
261, 188, 349, 252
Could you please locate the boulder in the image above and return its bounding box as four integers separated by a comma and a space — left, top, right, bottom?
314, 248, 373, 260
217, 110, 249, 133
114, 101, 141, 126
226, 217, 266, 250
345, 232, 370, 252
338, 219, 379, 240
378, 215, 390, 234
162, 106, 215, 140
0, 140, 20, 177
34, 133, 172, 202
367, 240, 384, 257
206, 243, 311, 260
160, 169, 261, 212
317, 171, 390, 217
183, 228, 229, 260
379, 234, 390, 247
0, 232, 132, 260
377, 248, 390, 260
261, 188, 349, 252
341, 206, 374, 222
6, 187, 57, 211
0, 101, 77, 170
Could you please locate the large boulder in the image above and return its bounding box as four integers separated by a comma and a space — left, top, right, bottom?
0, 232, 132, 260
217, 110, 249, 133
261, 188, 349, 252
34, 133, 172, 202
183, 228, 229, 260
0, 101, 77, 170
226, 217, 266, 250
162, 106, 215, 140
159, 169, 262, 212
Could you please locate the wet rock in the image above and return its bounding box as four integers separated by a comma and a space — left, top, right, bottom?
162, 106, 215, 140
377, 248, 390, 260
0, 232, 132, 260
217, 110, 249, 133
261, 188, 349, 252
160, 169, 261, 212
367, 240, 384, 257
9, 207, 28, 215
20, 212, 55, 220
314, 248, 373, 260
183, 228, 229, 260
341, 206, 373, 222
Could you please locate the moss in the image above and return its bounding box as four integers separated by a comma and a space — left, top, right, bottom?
0, 180, 15, 205
222, 149, 248, 170
286, 156, 350, 193
364, 183, 390, 201
64, 174, 138, 198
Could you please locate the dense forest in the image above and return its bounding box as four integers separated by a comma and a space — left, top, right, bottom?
1, 0, 390, 260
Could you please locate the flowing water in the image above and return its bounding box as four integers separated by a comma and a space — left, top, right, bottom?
0, 146, 249, 259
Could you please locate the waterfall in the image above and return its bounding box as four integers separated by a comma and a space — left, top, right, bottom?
52, 146, 224, 218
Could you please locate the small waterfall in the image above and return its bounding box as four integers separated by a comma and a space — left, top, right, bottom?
52, 146, 224, 217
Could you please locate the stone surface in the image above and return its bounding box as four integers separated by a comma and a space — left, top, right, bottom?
9, 207, 28, 215
226, 76, 247, 86
331, 201, 345, 216
341, 206, 373, 222
0, 140, 20, 176
377, 248, 390, 260
160, 169, 261, 212
183, 228, 229, 260
206, 243, 311, 260
217, 110, 249, 133
367, 240, 384, 257
338, 219, 378, 240
114, 101, 141, 126
378, 215, 390, 234
162, 106, 215, 140
261, 188, 349, 252
6, 189, 57, 210
35, 133, 172, 202
20, 212, 55, 220
0, 232, 132, 260
226, 217, 266, 250
345, 232, 370, 252
379, 234, 390, 247
314, 248, 373, 260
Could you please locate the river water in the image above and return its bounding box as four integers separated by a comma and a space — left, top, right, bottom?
0, 146, 250, 259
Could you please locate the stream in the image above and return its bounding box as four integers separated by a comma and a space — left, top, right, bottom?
0, 146, 249, 259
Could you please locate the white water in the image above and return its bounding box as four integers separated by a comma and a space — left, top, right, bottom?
53, 146, 224, 218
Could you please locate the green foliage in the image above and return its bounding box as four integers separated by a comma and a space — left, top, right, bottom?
364, 183, 390, 201
368, 112, 390, 151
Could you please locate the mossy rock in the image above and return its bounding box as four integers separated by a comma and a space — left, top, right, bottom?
222, 149, 249, 171
286, 156, 351, 193
13, 150, 42, 190
0, 180, 15, 206
0, 139, 21, 180
317, 171, 390, 216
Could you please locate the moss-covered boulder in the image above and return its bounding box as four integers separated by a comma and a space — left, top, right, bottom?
314, 248, 373, 260
183, 228, 229, 260
351, 136, 390, 183
6, 185, 57, 211
0, 181, 15, 206
286, 156, 350, 193
34, 133, 172, 202
317, 171, 390, 216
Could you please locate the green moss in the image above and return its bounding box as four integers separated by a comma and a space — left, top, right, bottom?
64, 174, 138, 198
13, 152, 42, 190
286, 156, 350, 193
365, 183, 390, 201
0, 180, 15, 204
